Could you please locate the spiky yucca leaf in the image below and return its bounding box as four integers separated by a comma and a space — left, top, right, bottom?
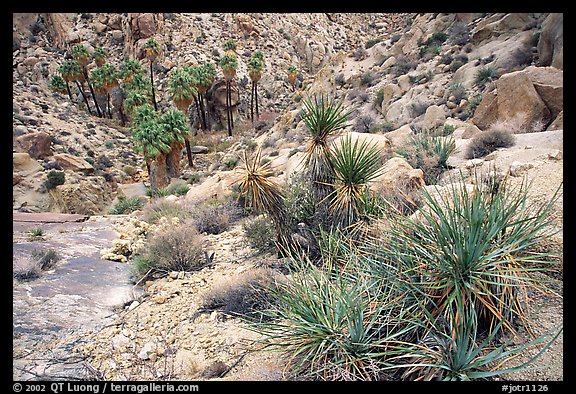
328, 134, 384, 229
239, 149, 291, 251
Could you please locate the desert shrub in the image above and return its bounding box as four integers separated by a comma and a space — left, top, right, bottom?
391, 55, 416, 76
475, 66, 498, 87
335, 73, 346, 87
13, 255, 41, 281
44, 170, 65, 190
165, 181, 190, 196
360, 71, 377, 87
283, 172, 315, 229
439, 54, 454, 65
365, 38, 382, 49
374, 88, 385, 109
200, 268, 278, 321
139, 225, 205, 275
464, 94, 483, 119
353, 114, 378, 133
448, 82, 466, 102
193, 202, 232, 235
529, 31, 541, 48
188, 173, 202, 185
110, 196, 145, 215
142, 199, 187, 224
356, 90, 370, 103
31, 248, 60, 270
449, 54, 469, 72
243, 216, 276, 254
465, 129, 516, 159
449, 22, 471, 45
397, 131, 456, 185
352, 47, 368, 61
28, 227, 45, 240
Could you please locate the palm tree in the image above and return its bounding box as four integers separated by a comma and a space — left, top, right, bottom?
71, 44, 102, 117
219, 53, 238, 137
287, 65, 298, 91
159, 109, 192, 178
59, 59, 92, 115
49, 74, 68, 97
168, 67, 198, 166
120, 58, 143, 83
192, 63, 216, 130
248, 50, 265, 122
223, 39, 237, 55
131, 115, 173, 194
301, 95, 352, 229
123, 90, 152, 120
92, 47, 108, 66
328, 133, 384, 230
91, 63, 120, 119
143, 38, 161, 111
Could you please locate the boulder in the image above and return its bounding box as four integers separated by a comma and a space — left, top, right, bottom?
129, 13, 163, 40
461, 124, 482, 139
13, 152, 43, 175
371, 157, 425, 195
50, 177, 114, 215
397, 74, 411, 93
422, 105, 446, 130
53, 153, 94, 173
547, 111, 563, 131
495, 70, 551, 131
385, 124, 413, 148
537, 13, 563, 70
522, 66, 563, 118
14, 131, 52, 159
331, 132, 391, 154
380, 83, 402, 113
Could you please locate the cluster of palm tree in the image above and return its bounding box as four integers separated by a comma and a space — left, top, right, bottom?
248, 50, 265, 122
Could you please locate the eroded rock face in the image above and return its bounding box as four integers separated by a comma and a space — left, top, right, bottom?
50, 177, 113, 215
538, 13, 563, 70
14, 132, 53, 159
472, 66, 561, 132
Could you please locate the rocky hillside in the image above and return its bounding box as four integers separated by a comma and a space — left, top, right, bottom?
13, 12, 563, 381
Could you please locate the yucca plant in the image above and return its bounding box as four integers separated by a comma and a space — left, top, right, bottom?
219, 53, 238, 136
159, 109, 191, 178
143, 38, 161, 110
397, 130, 456, 185
328, 133, 384, 230
396, 295, 563, 381
248, 51, 265, 122
238, 149, 291, 254
377, 172, 562, 338
301, 94, 352, 228
475, 66, 498, 88
250, 256, 422, 381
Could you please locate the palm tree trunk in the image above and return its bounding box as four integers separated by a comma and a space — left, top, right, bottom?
250, 81, 254, 122
255, 81, 259, 119
203, 94, 211, 129
75, 81, 93, 115
198, 93, 208, 130
107, 93, 112, 119
226, 81, 232, 137
65, 81, 73, 101
184, 140, 193, 167
119, 107, 127, 127
193, 96, 202, 129
229, 86, 234, 129
83, 69, 102, 118
150, 60, 158, 111
149, 155, 170, 195
166, 142, 184, 178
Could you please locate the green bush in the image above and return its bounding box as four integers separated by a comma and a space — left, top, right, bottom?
135, 224, 205, 276
475, 66, 498, 87
243, 216, 276, 254
109, 196, 145, 215
283, 172, 316, 229
44, 170, 65, 190
465, 129, 516, 159
28, 227, 45, 240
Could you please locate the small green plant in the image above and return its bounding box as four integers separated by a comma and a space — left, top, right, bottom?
44, 170, 65, 190
188, 173, 201, 185
242, 216, 277, 254
165, 181, 190, 196
109, 196, 145, 215
28, 227, 45, 240
223, 158, 239, 170
448, 82, 466, 102
529, 31, 541, 48
142, 200, 187, 224
465, 94, 483, 119
31, 248, 60, 270
365, 38, 383, 49
465, 129, 516, 159
475, 66, 498, 87
104, 140, 114, 149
